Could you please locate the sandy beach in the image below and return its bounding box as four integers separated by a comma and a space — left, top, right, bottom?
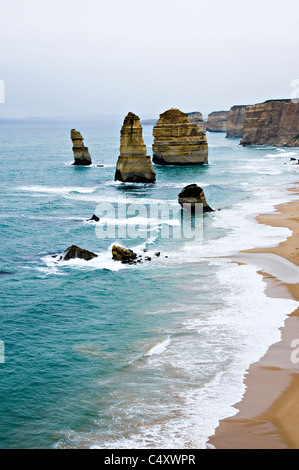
208, 183, 299, 449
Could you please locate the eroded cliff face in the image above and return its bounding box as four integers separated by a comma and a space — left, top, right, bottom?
186, 112, 206, 132
70, 129, 92, 165
115, 112, 156, 183
152, 108, 208, 165
226, 105, 247, 138
240, 100, 299, 147
206, 111, 229, 132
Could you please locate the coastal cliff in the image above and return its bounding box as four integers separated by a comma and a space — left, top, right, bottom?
115, 112, 156, 183
241, 99, 299, 147
206, 111, 229, 132
226, 105, 247, 138
152, 108, 208, 165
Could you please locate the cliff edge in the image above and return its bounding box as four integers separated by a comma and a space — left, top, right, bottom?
241, 99, 299, 147
226, 105, 247, 138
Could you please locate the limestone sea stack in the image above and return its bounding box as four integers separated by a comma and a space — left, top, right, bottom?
70, 129, 92, 166
226, 105, 247, 138
240, 99, 299, 147
206, 111, 229, 132
153, 108, 208, 165
115, 112, 156, 183
186, 112, 207, 132
178, 184, 214, 212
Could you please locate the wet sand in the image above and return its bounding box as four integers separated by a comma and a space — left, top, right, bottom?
208, 183, 299, 449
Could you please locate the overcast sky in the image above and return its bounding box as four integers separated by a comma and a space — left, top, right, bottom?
0, 0, 299, 119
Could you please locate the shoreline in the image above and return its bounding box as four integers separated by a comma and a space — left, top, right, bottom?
207, 183, 299, 449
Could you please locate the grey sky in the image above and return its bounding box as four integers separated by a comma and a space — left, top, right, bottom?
0, 0, 298, 119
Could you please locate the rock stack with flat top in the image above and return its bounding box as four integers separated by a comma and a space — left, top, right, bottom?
115, 112, 156, 183
70, 129, 92, 166
152, 108, 208, 165
186, 111, 206, 132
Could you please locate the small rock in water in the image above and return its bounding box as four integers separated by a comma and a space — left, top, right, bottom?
87, 214, 100, 222
60, 245, 98, 261
112, 245, 137, 264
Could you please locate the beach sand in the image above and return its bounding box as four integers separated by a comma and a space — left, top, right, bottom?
207, 183, 299, 449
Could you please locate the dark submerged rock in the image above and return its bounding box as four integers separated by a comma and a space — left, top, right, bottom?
87, 214, 100, 222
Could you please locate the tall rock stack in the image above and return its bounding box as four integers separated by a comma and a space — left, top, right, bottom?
115, 112, 156, 183
226, 105, 247, 138
240, 99, 299, 147
70, 129, 92, 166
152, 108, 208, 165
206, 111, 229, 132
186, 112, 206, 132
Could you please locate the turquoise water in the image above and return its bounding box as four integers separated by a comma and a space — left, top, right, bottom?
0, 119, 299, 449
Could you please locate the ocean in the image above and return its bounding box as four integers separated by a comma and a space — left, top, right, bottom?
0, 118, 298, 449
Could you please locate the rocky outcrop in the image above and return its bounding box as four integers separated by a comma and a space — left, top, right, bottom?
70, 129, 92, 166
115, 112, 156, 183
152, 108, 208, 165
226, 105, 247, 138
240, 99, 299, 147
206, 111, 229, 132
87, 214, 100, 222
112, 245, 138, 264
59, 245, 98, 261
178, 184, 214, 212
186, 112, 206, 132
112, 245, 164, 264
